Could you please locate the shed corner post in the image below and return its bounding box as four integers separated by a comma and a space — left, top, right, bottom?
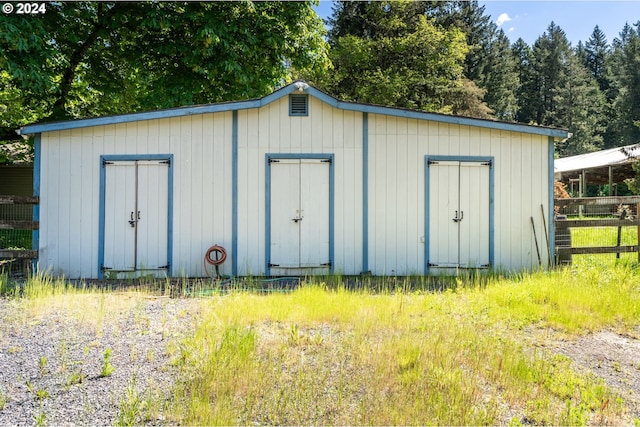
32, 133, 41, 274
232, 110, 238, 277
548, 136, 556, 268
362, 112, 369, 274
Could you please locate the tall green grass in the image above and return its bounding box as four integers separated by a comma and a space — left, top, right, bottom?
3, 263, 639, 425
168, 263, 640, 425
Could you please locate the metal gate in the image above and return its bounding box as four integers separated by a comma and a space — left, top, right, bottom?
266, 155, 333, 275
99, 156, 172, 278
426, 157, 492, 271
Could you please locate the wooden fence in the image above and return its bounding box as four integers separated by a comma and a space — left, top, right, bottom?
554, 196, 640, 264
0, 195, 38, 275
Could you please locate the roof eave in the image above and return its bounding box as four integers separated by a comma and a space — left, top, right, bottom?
17, 81, 570, 139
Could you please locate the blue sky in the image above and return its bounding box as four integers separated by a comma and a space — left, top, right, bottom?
314, 1, 640, 46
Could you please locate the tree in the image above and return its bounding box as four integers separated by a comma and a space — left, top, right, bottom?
606, 22, 640, 147
512, 38, 539, 124
322, 0, 491, 117
554, 53, 607, 156
584, 26, 610, 92
0, 1, 330, 140
477, 28, 519, 121
530, 22, 572, 126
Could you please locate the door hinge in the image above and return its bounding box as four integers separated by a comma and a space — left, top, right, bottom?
428, 262, 438, 267
269, 263, 280, 267
160, 160, 171, 165
102, 160, 114, 167
481, 160, 492, 166
101, 265, 112, 271
158, 265, 169, 269
320, 261, 332, 267
269, 159, 280, 164
427, 160, 438, 165
321, 159, 332, 164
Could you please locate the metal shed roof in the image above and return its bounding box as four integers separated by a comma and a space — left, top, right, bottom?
555, 144, 640, 174
17, 81, 570, 139
554, 143, 640, 185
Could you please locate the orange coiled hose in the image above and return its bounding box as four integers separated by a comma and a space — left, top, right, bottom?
204, 245, 227, 278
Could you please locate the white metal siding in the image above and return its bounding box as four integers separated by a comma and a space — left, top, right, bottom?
368, 114, 550, 275
39, 112, 233, 279
237, 96, 363, 275
38, 93, 550, 279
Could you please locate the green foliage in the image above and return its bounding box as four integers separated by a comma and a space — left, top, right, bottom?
320, 0, 491, 117
2, 0, 640, 162
626, 161, 640, 194
0, 1, 329, 142
101, 348, 115, 377
38, 356, 48, 377
115, 377, 147, 427
607, 23, 640, 147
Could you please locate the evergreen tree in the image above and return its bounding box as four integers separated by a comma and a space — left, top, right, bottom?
584, 26, 610, 92
512, 38, 539, 124
607, 22, 640, 147
554, 53, 606, 156
531, 22, 572, 126
478, 28, 519, 121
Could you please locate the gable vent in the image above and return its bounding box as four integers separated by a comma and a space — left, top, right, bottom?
289, 94, 308, 116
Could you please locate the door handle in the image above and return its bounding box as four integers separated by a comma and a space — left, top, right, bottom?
292, 216, 303, 223
129, 211, 141, 227
452, 210, 464, 223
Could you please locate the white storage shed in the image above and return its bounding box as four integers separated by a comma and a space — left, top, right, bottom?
18, 81, 569, 279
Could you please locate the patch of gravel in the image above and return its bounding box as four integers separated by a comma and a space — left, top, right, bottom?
0, 297, 199, 426
549, 328, 640, 421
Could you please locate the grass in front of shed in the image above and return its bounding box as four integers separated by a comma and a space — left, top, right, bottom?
167, 262, 640, 425
2, 259, 640, 425
0, 272, 156, 333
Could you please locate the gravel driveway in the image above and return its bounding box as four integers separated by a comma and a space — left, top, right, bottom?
0, 296, 199, 426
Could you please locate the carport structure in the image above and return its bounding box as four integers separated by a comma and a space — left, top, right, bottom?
554, 143, 640, 196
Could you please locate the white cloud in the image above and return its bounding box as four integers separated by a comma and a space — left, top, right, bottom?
508, 27, 516, 33
496, 13, 512, 27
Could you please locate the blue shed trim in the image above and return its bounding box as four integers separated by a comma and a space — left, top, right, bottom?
264, 153, 335, 276
97, 154, 173, 279
362, 113, 369, 274
548, 136, 555, 265
32, 133, 41, 271
424, 155, 495, 274
18, 82, 569, 139
232, 111, 238, 276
